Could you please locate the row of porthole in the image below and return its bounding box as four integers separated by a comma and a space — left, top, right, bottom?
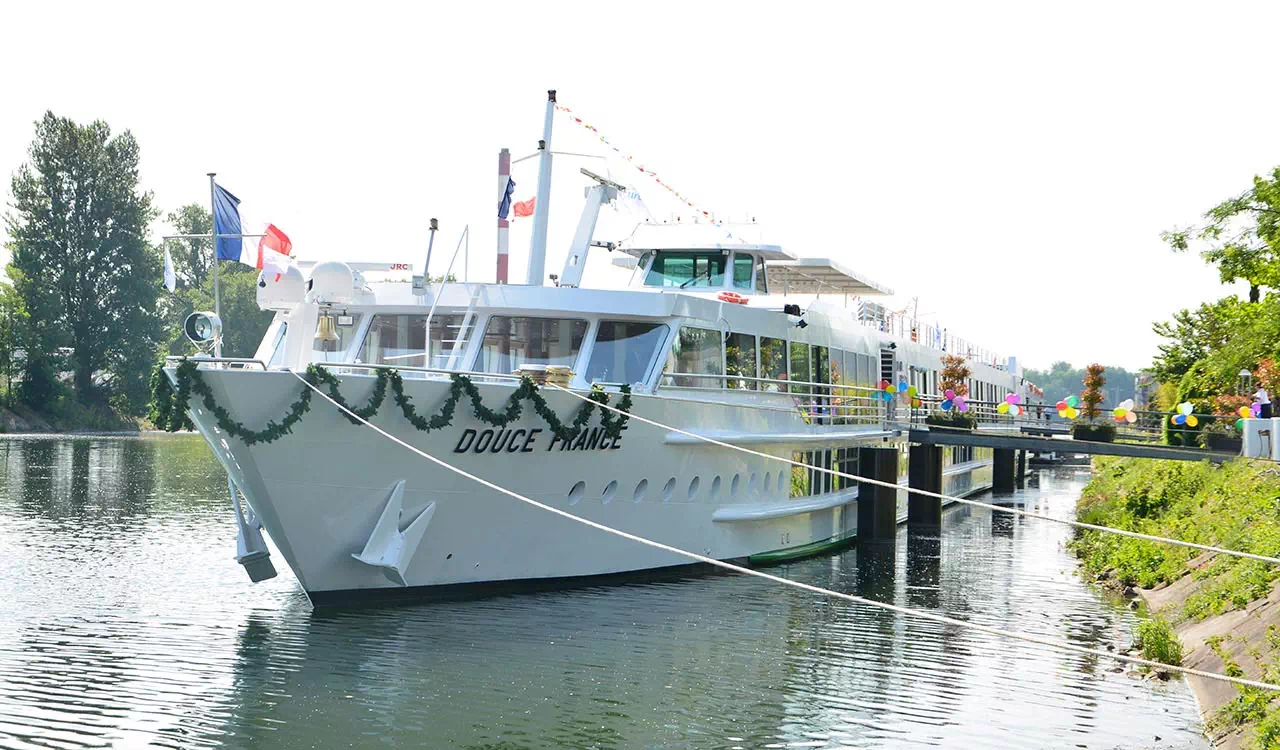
567, 472, 786, 506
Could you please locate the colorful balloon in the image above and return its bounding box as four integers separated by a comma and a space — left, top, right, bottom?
1126, 411, 1137, 423
1066, 396, 1080, 408
1056, 400, 1068, 411
1237, 418, 1246, 430
1187, 415, 1199, 427
1239, 406, 1252, 419
1253, 403, 1263, 417
941, 399, 954, 411
907, 385, 918, 398
1178, 402, 1194, 416
997, 402, 1010, 414
944, 389, 956, 401
886, 384, 897, 394
1172, 414, 1186, 425
1065, 406, 1078, 419
912, 397, 922, 408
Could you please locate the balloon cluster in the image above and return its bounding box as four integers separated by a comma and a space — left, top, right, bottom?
1112, 399, 1137, 424
1235, 403, 1263, 429
996, 393, 1023, 416
940, 389, 968, 412
1169, 402, 1198, 427
880, 380, 923, 408
1055, 396, 1080, 419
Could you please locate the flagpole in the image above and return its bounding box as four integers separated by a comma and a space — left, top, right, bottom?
497, 148, 510, 284
208, 172, 222, 357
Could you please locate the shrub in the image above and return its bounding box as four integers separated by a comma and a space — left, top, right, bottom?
1134, 616, 1183, 666
1081, 363, 1106, 421
939, 354, 970, 398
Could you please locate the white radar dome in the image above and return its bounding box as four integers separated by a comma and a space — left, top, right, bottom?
256, 264, 306, 311
305, 261, 358, 306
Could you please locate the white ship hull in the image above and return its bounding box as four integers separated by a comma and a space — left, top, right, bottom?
184, 368, 992, 606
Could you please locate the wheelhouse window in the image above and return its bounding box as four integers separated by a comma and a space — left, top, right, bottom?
644, 251, 727, 289
477, 316, 588, 375
725, 332, 757, 389
732, 254, 753, 290
662, 327, 723, 387
358, 314, 466, 368
760, 336, 787, 392
755, 256, 768, 294
583, 320, 667, 386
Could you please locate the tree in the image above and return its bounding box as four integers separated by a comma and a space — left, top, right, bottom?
1081, 364, 1106, 421
4, 112, 163, 411
161, 203, 212, 289
0, 281, 27, 406
939, 354, 970, 396
1150, 298, 1248, 384
1163, 167, 1280, 303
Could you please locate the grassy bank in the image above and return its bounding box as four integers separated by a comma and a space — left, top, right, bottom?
1074, 458, 1280, 748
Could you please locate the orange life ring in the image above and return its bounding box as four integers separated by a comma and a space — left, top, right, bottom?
717, 291, 748, 305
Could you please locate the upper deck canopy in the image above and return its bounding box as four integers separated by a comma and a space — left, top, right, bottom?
764, 257, 893, 296
617, 223, 795, 261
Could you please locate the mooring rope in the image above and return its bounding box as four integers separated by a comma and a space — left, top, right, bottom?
291, 371, 1280, 693
549, 385, 1280, 568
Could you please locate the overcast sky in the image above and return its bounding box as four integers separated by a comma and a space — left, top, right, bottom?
2, 1, 1276, 372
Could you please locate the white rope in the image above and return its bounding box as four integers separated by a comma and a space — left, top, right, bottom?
549, 385, 1280, 568
291, 371, 1280, 693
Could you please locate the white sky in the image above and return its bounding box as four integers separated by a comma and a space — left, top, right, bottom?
2, 1, 1274, 372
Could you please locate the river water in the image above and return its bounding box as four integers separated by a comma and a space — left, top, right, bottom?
0, 435, 1207, 749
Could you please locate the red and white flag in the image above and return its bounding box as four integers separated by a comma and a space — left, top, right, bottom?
256, 224, 293, 275
511, 197, 535, 218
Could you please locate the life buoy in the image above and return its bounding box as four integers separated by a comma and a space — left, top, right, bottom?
717, 291, 748, 305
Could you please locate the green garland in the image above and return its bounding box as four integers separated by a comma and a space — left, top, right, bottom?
150, 359, 632, 447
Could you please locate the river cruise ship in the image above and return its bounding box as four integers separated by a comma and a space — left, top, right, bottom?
166, 98, 1029, 606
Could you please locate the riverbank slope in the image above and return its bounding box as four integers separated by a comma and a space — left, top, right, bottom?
1075, 458, 1280, 749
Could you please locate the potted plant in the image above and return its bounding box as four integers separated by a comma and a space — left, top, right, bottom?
926, 354, 976, 430
1199, 419, 1243, 452
1071, 363, 1116, 442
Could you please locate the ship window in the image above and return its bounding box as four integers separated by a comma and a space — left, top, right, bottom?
644, 251, 727, 289
357, 314, 466, 368
662, 327, 723, 387
760, 336, 787, 392
755, 256, 768, 294
789, 342, 810, 394
583, 320, 667, 386
477, 316, 588, 375
725, 332, 757, 389
732, 254, 754, 290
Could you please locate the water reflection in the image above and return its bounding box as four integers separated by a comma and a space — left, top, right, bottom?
0, 438, 1206, 749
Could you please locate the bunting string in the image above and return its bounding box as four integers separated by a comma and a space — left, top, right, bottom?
553, 102, 744, 242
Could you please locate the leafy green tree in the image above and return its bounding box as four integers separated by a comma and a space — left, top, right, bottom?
1149, 297, 1251, 385
162, 203, 212, 289
1163, 167, 1280, 303
4, 112, 163, 412
0, 281, 28, 406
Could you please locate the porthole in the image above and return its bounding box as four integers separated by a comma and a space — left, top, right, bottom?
662, 477, 677, 502
710, 475, 722, 501
763, 472, 773, 494
687, 476, 701, 501
633, 479, 648, 503
602, 480, 618, 504
730, 474, 741, 499
748, 472, 759, 496
568, 481, 586, 505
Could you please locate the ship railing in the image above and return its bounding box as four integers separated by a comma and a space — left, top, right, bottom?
164, 356, 267, 370
657, 371, 890, 426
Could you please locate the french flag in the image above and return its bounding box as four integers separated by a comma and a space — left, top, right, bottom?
213, 183, 294, 275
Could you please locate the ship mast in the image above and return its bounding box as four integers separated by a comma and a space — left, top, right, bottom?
526, 89, 556, 286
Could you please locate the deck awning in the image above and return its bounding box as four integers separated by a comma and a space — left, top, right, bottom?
765, 257, 893, 296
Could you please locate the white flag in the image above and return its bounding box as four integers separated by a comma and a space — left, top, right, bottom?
163, 246, 177, 293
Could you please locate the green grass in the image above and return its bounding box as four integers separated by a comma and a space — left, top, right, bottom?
1135, 616, 1184, 666
1075, 458, 1280, 748
1072, 458, 1280, 619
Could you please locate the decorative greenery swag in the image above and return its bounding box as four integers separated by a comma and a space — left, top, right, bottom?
150, 359, 632, 447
